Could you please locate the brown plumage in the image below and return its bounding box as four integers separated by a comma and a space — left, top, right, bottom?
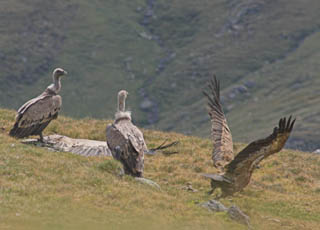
106, 90, 179, 177
202, 75, 296, 197
203, 75, 234, 171
9, 68, 67, 141
106, 90, 146, 177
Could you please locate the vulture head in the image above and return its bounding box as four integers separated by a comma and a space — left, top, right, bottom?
115, 90, 131, 121
53, 68, 68, 79
118, 90, 129, 112
49, 68, 67, 93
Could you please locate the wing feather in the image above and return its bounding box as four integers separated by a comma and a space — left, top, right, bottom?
226, 116, 296, 175
17, 95, 61, 128
203, 75, 234, 170
106, 119, 145, 177
10, 89, 61, 138
114, 120, 148, 154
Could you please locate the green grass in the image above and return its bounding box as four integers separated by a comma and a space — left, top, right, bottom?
1, 108, 320, 230
0, 0, 320, 151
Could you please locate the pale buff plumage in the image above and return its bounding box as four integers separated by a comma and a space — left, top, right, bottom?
106, 90, 147, 177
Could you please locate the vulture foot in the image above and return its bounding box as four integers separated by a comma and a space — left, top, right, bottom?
38, 133, 44, 143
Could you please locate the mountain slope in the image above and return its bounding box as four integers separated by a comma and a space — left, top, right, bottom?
1, 108, 320, 230
0, 0, 320, 150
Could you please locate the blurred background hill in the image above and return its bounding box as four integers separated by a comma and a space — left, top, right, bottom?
1, 0, 320, 151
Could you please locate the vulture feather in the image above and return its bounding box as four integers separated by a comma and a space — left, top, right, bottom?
203, 75, 234, 171
106, 90, 147, 177
9, 68, 67, 141
106, 90, 179, 177
202, 75, 295, 196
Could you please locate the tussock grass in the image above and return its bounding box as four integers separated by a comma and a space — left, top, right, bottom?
0, 108, 320, 230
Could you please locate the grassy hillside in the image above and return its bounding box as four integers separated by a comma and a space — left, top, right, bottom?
1, 108, 320, 230
0, 0, 320, 151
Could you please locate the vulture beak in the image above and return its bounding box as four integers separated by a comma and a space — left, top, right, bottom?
63, 70, 68, 76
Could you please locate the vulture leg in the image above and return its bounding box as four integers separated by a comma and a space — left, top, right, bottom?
39, 133, 44, 143
114, 146, 131, 176
208, 188, 215, 195
118, 167, 125, 177
114, 146, 121, 161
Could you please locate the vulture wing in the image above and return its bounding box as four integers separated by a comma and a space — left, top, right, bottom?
9, 89, 62, 138
203, 75, 234, 170
106, 119, 146, 177
113, 119, 148, 154
226, 116, 295, 177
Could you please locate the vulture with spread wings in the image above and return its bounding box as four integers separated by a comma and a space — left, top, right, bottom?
202, 75, 295, 196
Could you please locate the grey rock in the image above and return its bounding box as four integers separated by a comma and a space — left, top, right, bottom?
140, 98, 154, 110
201, 200, 228, 212
135, 177, 161, 190
232, 85, 248, 94
182, 183, 198, 192
171, 82, 177, 88
313, 149, 320, 154
244, 80, 255, 88
139, 31, 153, 40
227, 205, 251, 228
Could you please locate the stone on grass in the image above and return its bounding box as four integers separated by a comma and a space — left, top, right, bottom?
201, 200, 227, 212
135, 177, 161, 190
227, 205, 251, 228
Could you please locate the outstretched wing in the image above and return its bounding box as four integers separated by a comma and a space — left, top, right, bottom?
203, 75, 234, 170
226, 116, 296, 176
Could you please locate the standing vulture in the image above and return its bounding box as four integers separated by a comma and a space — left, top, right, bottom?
106, 90, 178, 177
9, 68, 67, 141
106, 90, 147, 177
202, 75, 295, 196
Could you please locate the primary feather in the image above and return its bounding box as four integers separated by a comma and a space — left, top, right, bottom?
202, 75, 296, 196
203, 75, 234, 171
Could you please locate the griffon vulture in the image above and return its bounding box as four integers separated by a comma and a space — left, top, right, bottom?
106, 90, 178, 177
9, 68, 67, 141
202, 75, 295, 196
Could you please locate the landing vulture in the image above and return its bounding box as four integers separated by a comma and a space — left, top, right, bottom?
106, 90, 178, 177
9, 68, 67, 141
202, 75, 295, 196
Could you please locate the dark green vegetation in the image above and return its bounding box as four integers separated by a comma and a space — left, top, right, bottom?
1, 0, 320, 150
1, 108, 320, 230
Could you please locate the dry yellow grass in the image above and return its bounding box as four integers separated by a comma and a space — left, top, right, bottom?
0, 108, 319, 230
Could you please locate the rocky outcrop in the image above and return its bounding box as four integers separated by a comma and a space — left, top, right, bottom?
228, 205, 251, 228
201, 200, 251, 228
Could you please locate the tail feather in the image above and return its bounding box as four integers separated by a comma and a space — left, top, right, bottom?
9, 120, 51, 139
9, 122, 20, 137
201, 173, 232, 183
